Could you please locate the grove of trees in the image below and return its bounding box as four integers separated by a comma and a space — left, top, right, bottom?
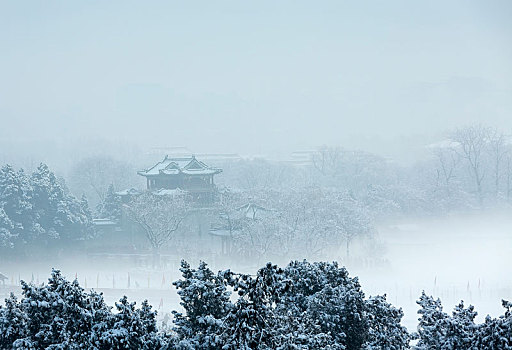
83, 124, 512, 267
215, 188, 375, 265
2, 124, 510, 267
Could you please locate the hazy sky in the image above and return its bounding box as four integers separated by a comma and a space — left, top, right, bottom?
1, 1, 511, 157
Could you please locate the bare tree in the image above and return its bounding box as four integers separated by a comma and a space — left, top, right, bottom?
68, 156, 140, 208
325, 192, 374, 260
430, 141, 461, 193
312, 146, 342, 177
506, 154, 512, 201
231, 189, 374, 264
124, 191, 190, 267
236, 215, 281, 264
450, 125, 490, 205
225, 159, 290, 191
208, 188, 248, 255
487, 128, 510, 197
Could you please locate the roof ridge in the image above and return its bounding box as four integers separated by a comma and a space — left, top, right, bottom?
138, 155, 223, 176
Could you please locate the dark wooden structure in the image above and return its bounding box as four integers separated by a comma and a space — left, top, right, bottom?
138, 155, 222, 204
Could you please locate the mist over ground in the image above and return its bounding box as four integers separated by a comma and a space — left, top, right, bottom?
1, 1, 511, 348
1, 210, 511, 333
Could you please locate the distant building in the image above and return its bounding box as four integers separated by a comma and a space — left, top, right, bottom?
146, 146, 193, 157
194, 153, 243, 163
285, 150, 318, 167
137, 155, 222, 204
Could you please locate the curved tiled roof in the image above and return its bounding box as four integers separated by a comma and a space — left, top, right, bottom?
138, 155, 222, 177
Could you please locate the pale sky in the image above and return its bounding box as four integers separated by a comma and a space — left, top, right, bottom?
1, 1, 511, 158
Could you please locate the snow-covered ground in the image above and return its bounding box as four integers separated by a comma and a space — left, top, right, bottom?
355, 210, 512, 331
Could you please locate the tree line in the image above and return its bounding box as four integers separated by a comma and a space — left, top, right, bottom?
1, 261, 511, 349
2, 124, 510, 261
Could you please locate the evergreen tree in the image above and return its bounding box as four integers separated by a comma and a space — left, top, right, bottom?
0, 269, 164, 349
0, 206, 15, 248
17, 269, 98, 347
172, 260, 233, 349
30, 163, 93, 244
415, 291, 449, 349
171, 260, 373, 350
0, 163, 95, 254
474, 300, 512, 349
30, 163, 66, 240
280, 261, 369, 350
443, 301, 478, 349
0, 165, 34, 246
221, 263, 283, 349
365, 294, 409, 349
0, 294, 28, 346
78, 194, 95, 239
94, 296, 162, 349
4, 262, 512, 349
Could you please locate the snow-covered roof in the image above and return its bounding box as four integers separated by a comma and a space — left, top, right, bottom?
237, 202, 274, 219
146, 146, 193, 157
426, 140, 460, 149
152, 188, 188, 197
115, 188, 142, 196
138, 155, 222, 177
194, 153, 243, 162
208, 229, 241, 237
92, 219, 118, 226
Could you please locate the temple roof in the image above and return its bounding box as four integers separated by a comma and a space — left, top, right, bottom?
138, 155, 222, 177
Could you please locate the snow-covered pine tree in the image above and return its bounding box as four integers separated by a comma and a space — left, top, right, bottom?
474, 300, 512, 349
221, 263, 284, 349
307, 283, 368, 350
0, 206, 15, 248
280, 260, 369, 350
442, 301, 478, 349
365, 294, 409, 350
30, 163, 66, 240
172, 260, 233, 349
415, 291, 449, 349
31, 163, 93, 245
94, 296, 162, 349
78, 194, 95, 239
0, 294, 28, 346
0, 269, 165, 349
0, 165, 34, 247
17, 269, 99, 347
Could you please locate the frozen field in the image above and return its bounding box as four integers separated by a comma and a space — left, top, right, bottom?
357, 210, 512, 330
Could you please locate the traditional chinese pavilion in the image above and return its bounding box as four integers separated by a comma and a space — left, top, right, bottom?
137, 155, 222, 203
